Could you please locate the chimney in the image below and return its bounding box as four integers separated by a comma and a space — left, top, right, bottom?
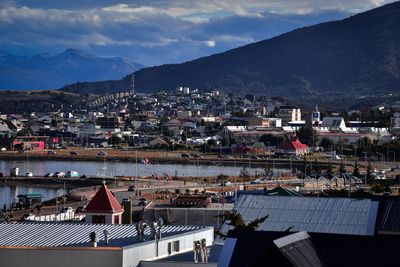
122, 198, 132, 224
103, 229, 110, 245
90, 231, 98, 247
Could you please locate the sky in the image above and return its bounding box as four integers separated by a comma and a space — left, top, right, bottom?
0, 0, 396, 66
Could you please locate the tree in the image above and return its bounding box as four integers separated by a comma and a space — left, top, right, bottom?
319, 137, 334, 150
181, 131, 187, 142
217, 174, 228, 183
216, 210, 269, 239
352, 161, 360, 177
239, 167, 249, 189
296, 127, 318, 147
326, 160, 333, 176
366, 161, 374, 182
259, 134, 286, 146
339, 160, 346, 174
314, 158, 320, 174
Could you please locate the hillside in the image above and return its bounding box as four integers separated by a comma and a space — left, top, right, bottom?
62, 2, 400, 98
0, 49, 143, 90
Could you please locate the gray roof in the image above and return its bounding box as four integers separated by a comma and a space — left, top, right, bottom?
220, 195, 378, 236
0, 222, 208, 247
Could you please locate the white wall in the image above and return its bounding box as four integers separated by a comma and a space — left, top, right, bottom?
122, 227, 214, 267
0, 247, 122, 267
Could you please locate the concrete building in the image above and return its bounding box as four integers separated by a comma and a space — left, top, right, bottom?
277, 107, 301, 125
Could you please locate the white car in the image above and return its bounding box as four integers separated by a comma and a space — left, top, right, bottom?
0, 147, 6, 151
25, 172, 33, 177
52, 172, 65, 178
251, 178, 261, 184
97, 151, 108, 156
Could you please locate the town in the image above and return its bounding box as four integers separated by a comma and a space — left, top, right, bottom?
1, 82, 400, 266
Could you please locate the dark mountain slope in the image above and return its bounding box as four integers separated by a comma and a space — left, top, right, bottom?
63, 2, 400, 97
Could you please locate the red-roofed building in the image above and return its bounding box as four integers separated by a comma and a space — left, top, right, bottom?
84, 182, 124, 224
275, 139, 309, 156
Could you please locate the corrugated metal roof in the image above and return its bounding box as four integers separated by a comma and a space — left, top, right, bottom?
0, 222, 206, 247
377, 199, 400, 233
220, 195, 378, 236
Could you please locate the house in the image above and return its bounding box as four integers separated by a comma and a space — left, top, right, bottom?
83, 182, 124, 224
275, 139, 309, 156
149, 138, 168, 147
320, 116, 347, 131
12, 136, 48, 150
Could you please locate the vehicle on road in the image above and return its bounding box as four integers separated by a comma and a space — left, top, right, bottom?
97, 151, 107, 156
138, 198, 148, 206
251, 178, 261, 184
25, 172, 33, 177
221, 181, 232, 186
44, 172, 54, 178
181, 153, 191, 158
47, 150, 56, 155
70, 151, 78, 156
52, 172, 65, 178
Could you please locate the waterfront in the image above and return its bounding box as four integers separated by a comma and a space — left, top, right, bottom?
0, 185, 62, 209
0, 160, 291, 178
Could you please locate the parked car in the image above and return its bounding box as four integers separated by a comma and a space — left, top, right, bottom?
70, 151, 78, 156
97, 151, 108, 156
52, 172, 65, 178
138, 198, 148, 206
0, 147, 6, 151
128, 185, 135, 191
44, 172, 54, 178
181, 153, 191, 158
25, 172, 33, 177
221, 181, 232, 186
251, 178, 261, 184
47, 150, 56, 155
65, 171, 79, 178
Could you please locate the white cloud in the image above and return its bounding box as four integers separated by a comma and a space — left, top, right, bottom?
204, 40, 216, 47
0, 0, 397, 65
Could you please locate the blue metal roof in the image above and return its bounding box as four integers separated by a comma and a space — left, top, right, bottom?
220, 195, 378, 236
0, 222, 209, 247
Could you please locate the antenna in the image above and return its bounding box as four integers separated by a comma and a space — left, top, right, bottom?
103, 229, 110, 245
89, 231, 98, 247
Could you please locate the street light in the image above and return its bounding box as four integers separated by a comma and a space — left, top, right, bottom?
376, 152, 384, 170
303, 164, 310, 187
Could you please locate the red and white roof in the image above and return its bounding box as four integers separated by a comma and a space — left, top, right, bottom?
277, 139, 308, 150
84, 183, 123, 214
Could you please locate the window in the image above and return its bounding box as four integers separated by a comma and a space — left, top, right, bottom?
168, 242, 172, 255
114, 215, 119, 224
92, 215, 106, 224
173, 240, 180, 252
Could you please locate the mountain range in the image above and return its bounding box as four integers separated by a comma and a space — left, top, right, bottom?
0, 49, 143, 90
62, 1, 400, 99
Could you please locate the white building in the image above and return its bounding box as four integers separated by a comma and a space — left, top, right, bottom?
277, 107, 301, 125
0, 222, 214, 267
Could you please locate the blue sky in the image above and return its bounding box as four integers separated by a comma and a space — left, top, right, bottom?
0, 0, 395, 66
